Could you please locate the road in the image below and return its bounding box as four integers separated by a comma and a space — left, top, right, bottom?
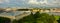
0, 14, 15, 20
0, 11, 31, 20
15, 12, 31, 20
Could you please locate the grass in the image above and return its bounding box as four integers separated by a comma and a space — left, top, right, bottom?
54, 16, 60, 20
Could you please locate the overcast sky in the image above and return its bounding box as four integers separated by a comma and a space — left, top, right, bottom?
0, 0, 60, 8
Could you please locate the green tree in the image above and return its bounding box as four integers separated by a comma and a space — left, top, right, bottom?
48, 15, 55, 23
39, 13, 50, 23
12, 19, 18, 23
57, 18, 60, 23
33, 11, 41, 23
18, 12, 34, 23
0, 17, 11, 23
17, 12, 56, 23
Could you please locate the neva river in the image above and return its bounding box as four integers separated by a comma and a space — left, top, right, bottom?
0, 11, 60, 16
0, 11, 25, 16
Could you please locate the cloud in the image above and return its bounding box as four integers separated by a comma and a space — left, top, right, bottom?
5, 0, 10, 3
28, 0, 48, 5
15, 0, 60, 7
28, 0, 40, 4
28, 0, 60, 6
0, 0, 3, 3
0, 0, 10, 3
0, 0, 60, 7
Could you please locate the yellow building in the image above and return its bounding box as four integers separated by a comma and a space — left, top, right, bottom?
31, 9, 40, 12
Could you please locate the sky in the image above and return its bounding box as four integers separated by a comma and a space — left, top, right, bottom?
0, 0, 60, 8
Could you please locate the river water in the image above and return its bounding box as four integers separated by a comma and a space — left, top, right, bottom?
0, 11, 31, 16
0, 11, 60, 16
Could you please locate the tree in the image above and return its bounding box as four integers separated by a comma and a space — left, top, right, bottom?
12, 19, 18, 23
34, 11, 40, 18
39, 13, 50, 23
17, 11, 56, 23
48, 15, 55, 23
0, 17, 11, 23
18, 12, 34, 23
57, 18, 60, 23
33, 11, 41, 23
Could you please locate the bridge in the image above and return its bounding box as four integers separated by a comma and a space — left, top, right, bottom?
0, 11, 31, 20
0, 15, 15, 20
